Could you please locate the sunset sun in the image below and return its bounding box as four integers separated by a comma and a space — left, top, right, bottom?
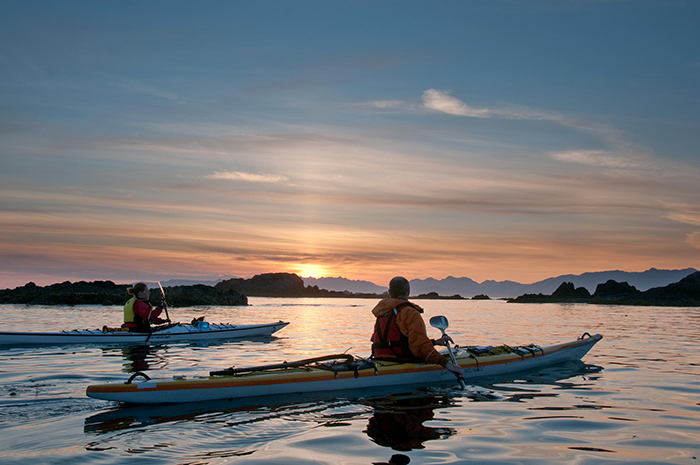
298, 264, 327, 278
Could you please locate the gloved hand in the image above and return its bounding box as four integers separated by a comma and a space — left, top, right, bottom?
445, 362, 463, 376
153, 318, 166, 324
432, 334, 454, 346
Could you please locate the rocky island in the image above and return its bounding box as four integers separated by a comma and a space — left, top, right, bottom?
509, 271, 700, 306
0, 280, 247, 307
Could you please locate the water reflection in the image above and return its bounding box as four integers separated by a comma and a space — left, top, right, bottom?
83, 396, 351, 435
364, 392, 457, 451
120, 345, 168, 373
484, 360, 604, 402
372, 453, 411, 465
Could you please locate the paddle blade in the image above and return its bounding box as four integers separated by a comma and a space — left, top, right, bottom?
157, 281, 166, 299
429, 315, 449, 331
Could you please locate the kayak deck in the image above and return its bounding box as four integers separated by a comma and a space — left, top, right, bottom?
87, 333, 602, 404
0, 321, 290, 346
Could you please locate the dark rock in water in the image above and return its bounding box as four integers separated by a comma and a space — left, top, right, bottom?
471, 294, 491, 300
0, 280, 247, 307
217, 272, 384, 298
593, 280, 639, 297
413, 292, 464, 300
552, 282, 591, 300
510, 272, 700, 306
507, 292, 549, 303
149, 284, 247, 307
217, 272, 306, 297
509, 281, 592, 303
631, 271, 700, 306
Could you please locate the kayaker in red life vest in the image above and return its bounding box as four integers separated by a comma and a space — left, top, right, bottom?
122, 283, 166, 332
371, 276, 463, 376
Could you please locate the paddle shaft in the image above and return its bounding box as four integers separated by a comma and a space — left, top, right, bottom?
157, 281, 171, 322
439, 328, 466, 389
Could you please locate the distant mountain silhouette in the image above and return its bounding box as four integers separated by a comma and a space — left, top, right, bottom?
145, 277, 234, 288
303, 268, 697, 298
302, 276, 388, 294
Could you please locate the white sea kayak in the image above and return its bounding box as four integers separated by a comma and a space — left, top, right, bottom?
86, 332, 602, 404
0, 321, 290, 346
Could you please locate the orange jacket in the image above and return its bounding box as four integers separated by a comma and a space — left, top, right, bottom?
371, 298, 446, 366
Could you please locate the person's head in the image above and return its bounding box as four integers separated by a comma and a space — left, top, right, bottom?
127, 282, 150, 300
389, 276, 410, 299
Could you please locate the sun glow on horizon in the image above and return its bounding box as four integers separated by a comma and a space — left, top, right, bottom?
297, 264, 329, 279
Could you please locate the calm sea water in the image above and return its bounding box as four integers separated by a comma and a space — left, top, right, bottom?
0, 298, 698, 464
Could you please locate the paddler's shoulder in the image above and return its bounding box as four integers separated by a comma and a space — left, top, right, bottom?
371, 298, 423, 316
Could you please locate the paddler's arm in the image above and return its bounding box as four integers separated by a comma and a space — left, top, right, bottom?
134, 300, 163, 322
432, 336, 464, 375
398, 309, 464, 376
399, 308, 449, 366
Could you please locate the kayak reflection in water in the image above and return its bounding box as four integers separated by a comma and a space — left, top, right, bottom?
365, 393, 457, 451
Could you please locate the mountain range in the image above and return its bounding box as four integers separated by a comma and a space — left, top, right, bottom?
303, 268, 698, 298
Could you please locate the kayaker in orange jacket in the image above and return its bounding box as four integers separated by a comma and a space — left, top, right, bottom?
371, 276, 463, 376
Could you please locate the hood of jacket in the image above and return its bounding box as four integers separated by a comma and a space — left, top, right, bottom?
371, 298, 424, 317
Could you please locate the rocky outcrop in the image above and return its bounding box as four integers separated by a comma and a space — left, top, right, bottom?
216, 273, 306, 297
216, 272, 386, 298
413, 292, 465, 300
0, 280, 129, 306
152, 284, 247, 307
509, 272, 700, 306
0, 280, 247, 307
508, 281, 590, 304
552, 282, 592, 300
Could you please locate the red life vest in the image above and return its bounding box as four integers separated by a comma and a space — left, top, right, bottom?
371, 302, 416, 359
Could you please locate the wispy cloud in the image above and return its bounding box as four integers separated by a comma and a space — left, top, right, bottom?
422, 88, 567, 123
666, 203, 700, 227
368, 100, 404, 109
422, 89, 493, 117
206, 171, 289, 183
550, 150, 644, 169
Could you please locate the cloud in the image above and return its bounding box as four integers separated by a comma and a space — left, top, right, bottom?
368, 100, 404, 109
666, 203, 700, 227
550, 150, 643, 169
422, 88, 569, 124
689, 231, 700, 249
206, 171, 289, 183
422, 89, 493, 117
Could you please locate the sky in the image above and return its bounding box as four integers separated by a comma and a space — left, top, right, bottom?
1, 1, 699, 289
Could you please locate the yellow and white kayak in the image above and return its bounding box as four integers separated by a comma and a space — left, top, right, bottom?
86, 333, 602, 404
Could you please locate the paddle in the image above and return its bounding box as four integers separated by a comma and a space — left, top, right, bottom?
157, 281, 171, 323
210, 354, 356, 376
429, 315, 466, 389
